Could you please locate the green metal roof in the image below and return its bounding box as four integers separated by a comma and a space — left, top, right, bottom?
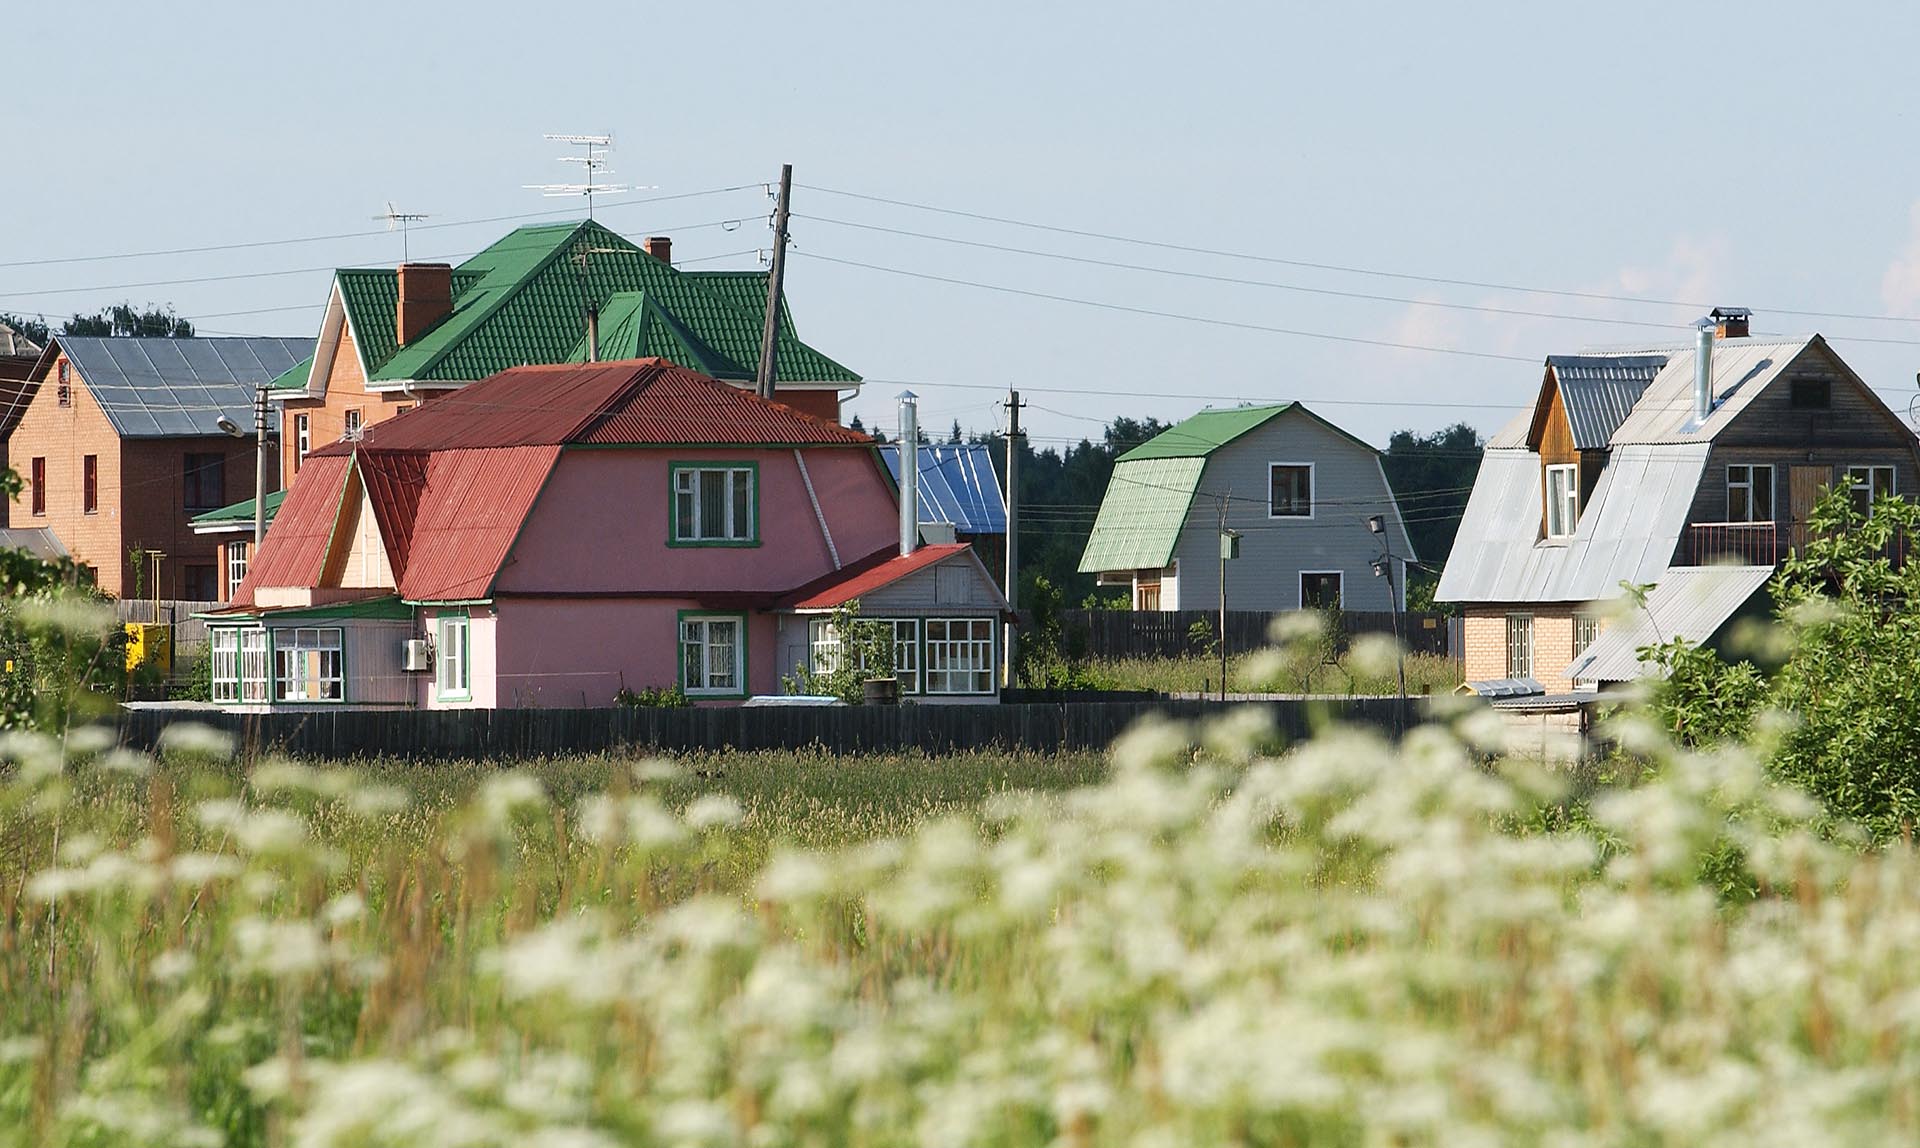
1119, 404, 1298, 461
1077, 457, 1207, 572
267, 355, 313, 392
190, 488, 288, 527
341, 221, 857, 385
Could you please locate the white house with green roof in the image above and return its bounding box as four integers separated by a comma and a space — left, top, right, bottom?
1078, 403, 1413, 612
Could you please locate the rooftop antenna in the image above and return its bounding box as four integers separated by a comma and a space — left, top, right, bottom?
525, 133, 651, 220
372, 203, 430, 261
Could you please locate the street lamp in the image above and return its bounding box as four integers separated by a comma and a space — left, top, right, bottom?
1368, 514, 1408, 709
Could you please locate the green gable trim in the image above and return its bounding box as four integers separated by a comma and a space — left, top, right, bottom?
1077, 457, 1208, 573
191, 488, 288, 528
199, 596, 411, 623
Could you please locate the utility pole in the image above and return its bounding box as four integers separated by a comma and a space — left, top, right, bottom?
1369, 514, 1409, 721
1002, 388, 1025, 687
253, 386, 269, 546
1217, 495, 1230, 702
755, 164, 794, 401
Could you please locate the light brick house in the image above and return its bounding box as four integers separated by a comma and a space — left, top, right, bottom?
1440, 313, 1920, 693
10, 336, 308, 598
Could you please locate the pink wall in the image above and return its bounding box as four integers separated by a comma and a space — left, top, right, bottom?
420, 606, 498, 710
493, 447, 900, 595
493, 598, 781, 707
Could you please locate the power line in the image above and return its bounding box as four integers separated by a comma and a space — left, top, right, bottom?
0, 184, 761, 271
799, 182, 1920, 326
796, 252, 1538, 364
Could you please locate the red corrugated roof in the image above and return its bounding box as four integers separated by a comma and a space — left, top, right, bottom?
783, 543, 972, 610
395, 446, 561, 602
358, 450, 427, 575
230, 454, 352, 605
311, 359, 869, 455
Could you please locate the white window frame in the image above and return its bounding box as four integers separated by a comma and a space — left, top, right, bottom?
1506, 613, 1534, 680
295, 414, 310, 469
1544, 463, 1579, 538
924, 617, 995, 696
343, 408, 363, 441
673, 466, 757, 543
226, 540, 249, 599
1573, 612, 1601, 658
1726, 463, 1775, 524
210, 629, 240, 703
239, 628, 270, 703
680, 615, 745, 696
1845, 465, 1897, 519
808, 616, 922, 694
1268, 462, 1314, 519
436, 613, 470, 701
1300, 570, 1343, 611
273, 627, 343, 702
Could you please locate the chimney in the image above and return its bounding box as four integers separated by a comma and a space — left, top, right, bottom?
643, 236, 672, 265
898, 391, 919, 558
395, 263, 453, 347
1712, 306, 1751, 339
1695, 319, 1714, 422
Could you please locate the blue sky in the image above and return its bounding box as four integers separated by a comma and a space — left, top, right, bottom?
8, 1, 1920, 449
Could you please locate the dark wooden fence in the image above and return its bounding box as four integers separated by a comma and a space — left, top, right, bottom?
1055, 609, 1454, 659
116, 698, 1422, 762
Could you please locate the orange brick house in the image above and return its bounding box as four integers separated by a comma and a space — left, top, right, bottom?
191, 219, 861, 554
10, 336, 309, 598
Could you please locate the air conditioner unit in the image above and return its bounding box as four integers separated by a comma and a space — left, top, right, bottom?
401, 638, 432, 673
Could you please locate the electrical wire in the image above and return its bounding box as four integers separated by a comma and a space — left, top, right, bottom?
798, 182, 1920, 326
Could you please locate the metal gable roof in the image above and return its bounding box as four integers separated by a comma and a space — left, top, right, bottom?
1565, 565, 1773, 683
1120, 404, 1295, 461
1606, 338, 1811, 444
1078, 456, 1207, 572
1436, 443, 1709, 604
55, 336, 313, 438
1546, 354, 1668, 449
877, 443, 1008, 535
396, 446, 561, 603
782, 543, 974, 609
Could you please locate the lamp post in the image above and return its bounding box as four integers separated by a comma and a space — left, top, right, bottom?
1368, 513, 1408, 706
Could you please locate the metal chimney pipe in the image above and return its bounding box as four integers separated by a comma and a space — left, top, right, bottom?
897, 391, 919, 557
1694, 320, 1714, 422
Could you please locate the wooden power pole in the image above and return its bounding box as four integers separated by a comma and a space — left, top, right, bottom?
1003, 388, 1024, 687
755, 164, 794, 401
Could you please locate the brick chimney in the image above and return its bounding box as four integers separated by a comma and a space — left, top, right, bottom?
395, 263, 453, 346
1711, 306, 1751, 339
643, 236, 672, 265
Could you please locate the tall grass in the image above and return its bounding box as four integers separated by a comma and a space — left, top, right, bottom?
4, 714, 1918, 1145
1094, 650, 1462, 695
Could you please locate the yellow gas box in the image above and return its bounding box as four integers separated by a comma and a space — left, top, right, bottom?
124, 623, 173, 674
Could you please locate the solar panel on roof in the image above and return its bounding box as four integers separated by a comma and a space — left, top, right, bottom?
60, 336, 313, 438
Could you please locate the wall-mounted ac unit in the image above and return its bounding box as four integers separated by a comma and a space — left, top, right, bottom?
401, 638, 432, 673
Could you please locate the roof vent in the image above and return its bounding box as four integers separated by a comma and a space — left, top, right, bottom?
1711, 306, 1751, 339
1695, 320, 1715, 422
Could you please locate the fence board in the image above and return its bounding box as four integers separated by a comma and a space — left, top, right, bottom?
115, 698, 1423, 763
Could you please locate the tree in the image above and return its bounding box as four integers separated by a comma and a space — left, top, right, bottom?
784, 600, 895, 703
0, 313, 50, 348
1382, 422, 1483, 604
949, 419, 962, 444
1650, 487, 1920, 840
62, 303, 194, 339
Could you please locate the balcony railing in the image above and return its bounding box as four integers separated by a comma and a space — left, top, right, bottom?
1687, 521, 1780, 566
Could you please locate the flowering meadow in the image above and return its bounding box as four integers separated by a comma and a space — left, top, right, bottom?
5, 712, 1920, 1147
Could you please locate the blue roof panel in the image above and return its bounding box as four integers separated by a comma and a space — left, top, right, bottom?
59, 336, 314, 439
877, 443, 1007, 535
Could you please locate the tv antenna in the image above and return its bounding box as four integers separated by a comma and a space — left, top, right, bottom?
373, 203, 430, 261
525, 133, 652, 219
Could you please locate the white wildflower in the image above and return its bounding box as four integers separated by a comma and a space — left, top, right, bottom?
156, 722, 236, 760
683, 792, 743, 829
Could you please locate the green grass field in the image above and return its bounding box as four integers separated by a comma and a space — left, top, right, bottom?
1091, 650, 1463, 695
4, 716, 1919, 1145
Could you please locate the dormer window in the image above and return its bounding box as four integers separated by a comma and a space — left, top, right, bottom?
1545, 464, 1578, 538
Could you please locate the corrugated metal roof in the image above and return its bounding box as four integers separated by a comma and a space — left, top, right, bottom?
1078, 456, 1207, 572
1436, 443, 1709, 603
0, 527, 67, 562
0, 322, 41, 357
232, 455, 352, 604
877, 443, 1007, 535
359, 451, 428, 575
1547, 354, 1667, 449
783, 543, 972, 609
1607, 338, 1811, 444
397, 446, 562, 603
190, 489, 288, 530
313, 360, 870, 455
53, 336, 313, 438
1118, 404, 1295, 461
1565, 565, 1773, 682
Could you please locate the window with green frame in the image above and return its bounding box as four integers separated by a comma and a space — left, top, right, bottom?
670, 463, 759, 546
436, 612, 470, 700
679, 612, 746, 697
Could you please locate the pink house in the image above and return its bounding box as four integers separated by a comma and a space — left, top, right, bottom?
202, 359, 1009, 709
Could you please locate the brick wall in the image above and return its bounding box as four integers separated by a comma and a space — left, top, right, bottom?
1463, 604, 1602, 693
279, 326, 419, 481
11, 354, 125, 590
